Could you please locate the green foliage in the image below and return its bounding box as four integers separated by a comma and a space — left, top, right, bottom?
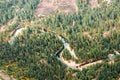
0, 0, 120, 80
0, 0, 39, 24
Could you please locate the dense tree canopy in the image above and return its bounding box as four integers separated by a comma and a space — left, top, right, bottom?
0, 0, 120, 80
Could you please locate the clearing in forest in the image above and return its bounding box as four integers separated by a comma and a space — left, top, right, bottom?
35, 0, 78, 16
0, 70, 16, 80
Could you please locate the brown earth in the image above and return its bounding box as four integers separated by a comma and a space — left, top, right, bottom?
90, 0, 99, 9
35, 0, 78, 16
0, 70, 16, 80
0, 25, 5, 32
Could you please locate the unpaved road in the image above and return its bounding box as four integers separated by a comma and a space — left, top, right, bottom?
59, 52, 103, 70
11, 27, 102, 70
58, 35, 78, 59
10, 27, 103, 71
58, 40, 103, 70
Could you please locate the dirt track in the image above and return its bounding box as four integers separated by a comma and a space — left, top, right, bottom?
10, 27, 104, 71
35, 0, 78, 16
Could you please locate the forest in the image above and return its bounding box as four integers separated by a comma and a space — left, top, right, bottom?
0, 0, 120, 80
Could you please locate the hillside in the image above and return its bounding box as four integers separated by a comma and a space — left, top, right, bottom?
35, 0, 78, 16
0, 0, 120, 80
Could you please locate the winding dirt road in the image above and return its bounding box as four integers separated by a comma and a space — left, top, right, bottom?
10, 27, 103, 71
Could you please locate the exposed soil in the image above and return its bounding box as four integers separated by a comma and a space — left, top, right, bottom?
90, 0, 100, 9
60, 51, 103, 70
103, 31, 110, 38
35, 0, 78, 16
0, 25, 5, 32
0, 70, 16, 80
83, 32, 92, 39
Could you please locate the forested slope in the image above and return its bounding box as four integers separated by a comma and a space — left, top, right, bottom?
0, 0, 39, 24
0, 0, 120, 80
